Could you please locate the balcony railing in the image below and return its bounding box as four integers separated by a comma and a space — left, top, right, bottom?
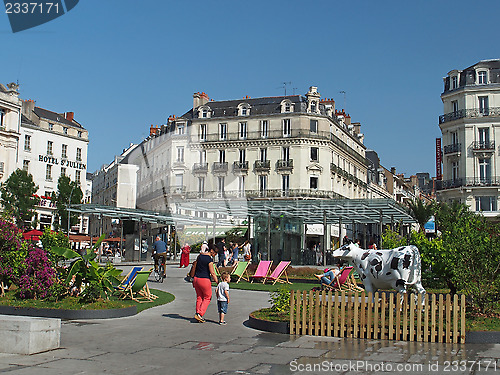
437, 177, 500, 190
276, 159, 293, 170
192, 163, 209, 173
233, 161, 249, 172
254, 160, 271, 171
443, 143, 461, 154
212, 162, 228, 173
191, 129, 366, 166
170, 186, 186, 195
439, 107, 500, 124
331, 163, 367, 188
471, 141, 495, 151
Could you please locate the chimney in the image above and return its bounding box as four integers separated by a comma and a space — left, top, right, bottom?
391, 167, 396, 175
193, 91, 210, 109
22, 99, 35, 118
65, 112, 74, 122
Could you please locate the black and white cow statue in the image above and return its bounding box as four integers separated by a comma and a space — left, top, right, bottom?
331, 243, 426, 298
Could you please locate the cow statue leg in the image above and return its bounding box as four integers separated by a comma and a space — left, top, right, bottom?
413, 281, 426, 305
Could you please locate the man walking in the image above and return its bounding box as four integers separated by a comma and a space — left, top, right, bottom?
216, 238, 226, 267
152, 236, 167, 278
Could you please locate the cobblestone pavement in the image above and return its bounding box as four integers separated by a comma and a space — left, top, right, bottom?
0, 264, 498, 374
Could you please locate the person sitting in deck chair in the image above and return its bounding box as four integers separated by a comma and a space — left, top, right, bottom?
315, 266, 341, 286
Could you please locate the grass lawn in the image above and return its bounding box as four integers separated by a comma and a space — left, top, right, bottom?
0, 289, 174, 314
229, 280, 315, 292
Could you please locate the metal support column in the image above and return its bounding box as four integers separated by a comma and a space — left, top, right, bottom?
120, 220, 124, 256
267, 210, 271, 261
139, 218, 142, 262
338, 217, 342, 248
379, 210, 383, 249
363, 223, 367, 248
323, 211, 327, 267
212, 213, 217, 245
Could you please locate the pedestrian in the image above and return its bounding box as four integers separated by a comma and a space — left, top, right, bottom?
216, 238, 226, 267
315, 266, 341, 286
368, 241, 377, 250
216, 272, 230, 325
227, 242, 239, 267
189, 246, 218, 323
152, 236, 167, 278
180, 243, 191, 268
315, 244, 322, 265
242, 240, 252, 262
342, 235, 350, 245
200, 240, 209, 254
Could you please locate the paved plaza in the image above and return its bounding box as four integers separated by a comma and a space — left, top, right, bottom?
0, 263, 499, 374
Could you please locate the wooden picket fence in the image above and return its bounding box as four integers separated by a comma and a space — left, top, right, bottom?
289, 290, 466, 344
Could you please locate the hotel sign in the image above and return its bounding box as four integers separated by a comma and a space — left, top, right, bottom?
38, 155, 86, 170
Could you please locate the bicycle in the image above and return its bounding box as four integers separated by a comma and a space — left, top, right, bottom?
153, 254, 166, 283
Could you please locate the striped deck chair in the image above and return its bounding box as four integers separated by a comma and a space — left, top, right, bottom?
250, 261, 273, 283
230, 261, 250, 283
321, 266, 354, 291
114, 266, 143, 292
264, 261, 291, 285
118, 268, 157, 303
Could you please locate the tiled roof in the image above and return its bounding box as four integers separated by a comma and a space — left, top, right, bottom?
33, 107, 84, 128
180, 95, 306, 119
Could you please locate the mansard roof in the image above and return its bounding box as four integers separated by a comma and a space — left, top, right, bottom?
180, 95, 308, 119
33, 107, 84, 128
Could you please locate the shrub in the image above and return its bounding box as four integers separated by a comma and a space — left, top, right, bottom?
381, 228, 407, 249
17, 247, 56, 299
45, 279, 69, 302
269, 286, 291, 313
79, 281, 103, 303
0, 218, 22, 252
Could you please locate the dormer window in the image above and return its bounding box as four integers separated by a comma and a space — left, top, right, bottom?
238, 103, 251, 116
451, 76, 458, 89
198, 105, 211, 119
310, 101, 317, 113
280, 99, 294, 113
478, 71, 487, 84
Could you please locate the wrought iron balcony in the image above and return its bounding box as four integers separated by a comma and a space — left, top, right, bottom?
330, 163, 339, 174
254, 160, 270, 171
439, 107, 500, 124
276, 159, 293, 170
212, 162, 228, 173
190, 129, 367, 166
437, 177, 500, 190
471, 141, 495, 151
170, 186, 186, 195
192, 163, 209, 173
443, 143, 461, 154
233, 161, 249, 172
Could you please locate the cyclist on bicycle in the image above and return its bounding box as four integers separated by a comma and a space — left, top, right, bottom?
152, 236, 167, 278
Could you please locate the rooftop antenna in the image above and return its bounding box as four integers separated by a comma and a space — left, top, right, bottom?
292, 87, 298, 95
339, 91, 346, 111
282, 81, 291, 96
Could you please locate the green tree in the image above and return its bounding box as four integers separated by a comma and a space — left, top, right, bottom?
381, 227, 407, 249
54, 175, 83, 233
407, 199, 435, 232
0, 169, 39, 229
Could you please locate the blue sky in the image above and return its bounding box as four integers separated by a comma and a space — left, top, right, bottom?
2, 0, 499, 176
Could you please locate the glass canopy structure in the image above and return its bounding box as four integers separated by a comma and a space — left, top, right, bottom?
69, 199, 414, 265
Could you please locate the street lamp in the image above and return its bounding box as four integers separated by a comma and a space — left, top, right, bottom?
67, 184, 76, 235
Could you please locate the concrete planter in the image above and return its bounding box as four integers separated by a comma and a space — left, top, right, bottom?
248, 311, 289, 334
0, 305, 137, 320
